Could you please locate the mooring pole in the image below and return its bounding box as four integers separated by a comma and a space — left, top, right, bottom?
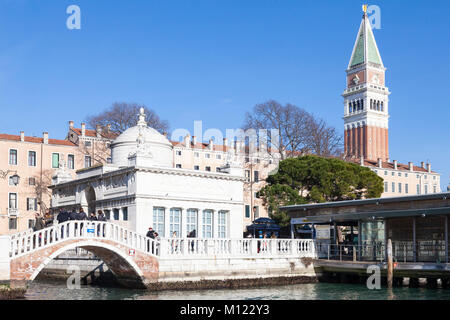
387, 238, 393, 289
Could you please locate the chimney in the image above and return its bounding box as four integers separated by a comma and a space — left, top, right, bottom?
96, 124, 102, 138
209, 138, 214, 150
81, 123, 86, 136
43, 132, 49, 144
69, 121, 74, 129
223, 138, 228, 151
427, 163, 431, 173
20, 131, 25, 142
377, 158, 382, 168
184, 134, 191, 148
421, 161, 425, 169
393, 160, 398, 170
106, 124, 111, 132
192, 136, 197, 146
360, 156, 364, 166
408, 162, 414, 172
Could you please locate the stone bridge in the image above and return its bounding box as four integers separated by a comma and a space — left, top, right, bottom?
0, 221, 159, 289
0, 221, 318, 290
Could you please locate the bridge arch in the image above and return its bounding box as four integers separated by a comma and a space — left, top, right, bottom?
11, 238, 158, 289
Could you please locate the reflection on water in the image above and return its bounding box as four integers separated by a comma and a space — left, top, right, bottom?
24, 280, 450, 300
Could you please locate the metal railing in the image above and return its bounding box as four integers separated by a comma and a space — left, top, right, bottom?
317, 241, 449, 263
316, 243, 385, 262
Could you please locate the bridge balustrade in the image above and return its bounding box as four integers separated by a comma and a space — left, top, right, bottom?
7, 221, 316, 260
157, 237, 316, 258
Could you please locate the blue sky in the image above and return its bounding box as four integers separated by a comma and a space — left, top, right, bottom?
0, 0, 449, 189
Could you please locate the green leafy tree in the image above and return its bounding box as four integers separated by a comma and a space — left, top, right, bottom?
260, 155, 384, 226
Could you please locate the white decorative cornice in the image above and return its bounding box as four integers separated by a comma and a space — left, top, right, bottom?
135, 166, 245, 182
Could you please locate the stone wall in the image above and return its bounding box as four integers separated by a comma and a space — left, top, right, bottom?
156, 256, 317, 288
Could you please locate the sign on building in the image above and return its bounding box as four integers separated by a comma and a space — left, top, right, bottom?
315, 225, 331, 240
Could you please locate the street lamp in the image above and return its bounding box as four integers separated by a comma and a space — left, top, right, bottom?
10, 174, 20, 186
0, 170, 17, 180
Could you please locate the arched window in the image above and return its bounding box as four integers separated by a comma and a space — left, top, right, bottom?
361, 99, 364, 110
349, 103, 352, 113
370, 99, 373, 110
377, 101, 380, 111
381, 101, 384, 112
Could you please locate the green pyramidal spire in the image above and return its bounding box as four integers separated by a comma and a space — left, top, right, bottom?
348, 13, 384, 69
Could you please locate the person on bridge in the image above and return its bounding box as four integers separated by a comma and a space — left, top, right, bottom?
97, 210, 107, 222
77, 208, 87, 221
146, 227, 156, 254
76, 208, 88, 234
32, 213, 45, 247
57, 209, 70, 224
57, 209, 70, 239
154, 232, 160, 255
146, 227, 155, 239
96, 210, 107, 237
188, 229, 196, 252
69, 208, 78, 221
33, 213, 45, 231
89, 212, 98, 221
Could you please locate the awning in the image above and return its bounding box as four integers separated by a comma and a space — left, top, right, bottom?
292, 206, 450, 224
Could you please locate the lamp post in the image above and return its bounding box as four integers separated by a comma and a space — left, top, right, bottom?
0, 170, 18, 180
10, 174, 20, 186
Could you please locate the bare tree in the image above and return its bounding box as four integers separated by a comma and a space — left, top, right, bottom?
243, 100, 314, 159
243, 100, 343, 159
306, 117, 343, 158
33, 169, 54, 216
86, 102, 169, 134
79, 140, 111, 166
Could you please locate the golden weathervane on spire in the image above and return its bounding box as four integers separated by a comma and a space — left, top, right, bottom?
362, 4, 368, 14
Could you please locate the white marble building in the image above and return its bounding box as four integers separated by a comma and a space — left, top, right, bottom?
50, 109, 245, 238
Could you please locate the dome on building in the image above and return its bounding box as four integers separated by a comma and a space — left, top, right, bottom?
114, 125, 171, 146
110, 108, 173, 168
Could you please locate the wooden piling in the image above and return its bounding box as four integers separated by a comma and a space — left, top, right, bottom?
387, 239, 393, 289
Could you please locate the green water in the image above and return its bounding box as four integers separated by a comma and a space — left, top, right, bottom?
23, 281, 450, 300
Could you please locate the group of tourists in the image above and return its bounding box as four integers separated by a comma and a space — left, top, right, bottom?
56, 208, 107, 224
145, 227, 199, 253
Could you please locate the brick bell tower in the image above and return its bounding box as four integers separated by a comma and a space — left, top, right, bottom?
343, 5, 390, 162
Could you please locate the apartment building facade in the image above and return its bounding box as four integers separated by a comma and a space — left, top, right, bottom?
0, 123, 114, 235
357, 158, 441, 197
171, 134, 281, 229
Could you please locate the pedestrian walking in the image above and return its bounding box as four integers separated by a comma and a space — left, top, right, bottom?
96, 210, 106, 237
171, 231, 179, 253
97, 210, 106, 221
146, 227, 156, 253
188, 229, 196, 252
33, 213, 45, 247
57, 209, 70, 239
76, 208, 87, 234
146, 227, 155, 239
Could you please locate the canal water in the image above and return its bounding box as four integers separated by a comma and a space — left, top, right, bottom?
24, 281, 450, 300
